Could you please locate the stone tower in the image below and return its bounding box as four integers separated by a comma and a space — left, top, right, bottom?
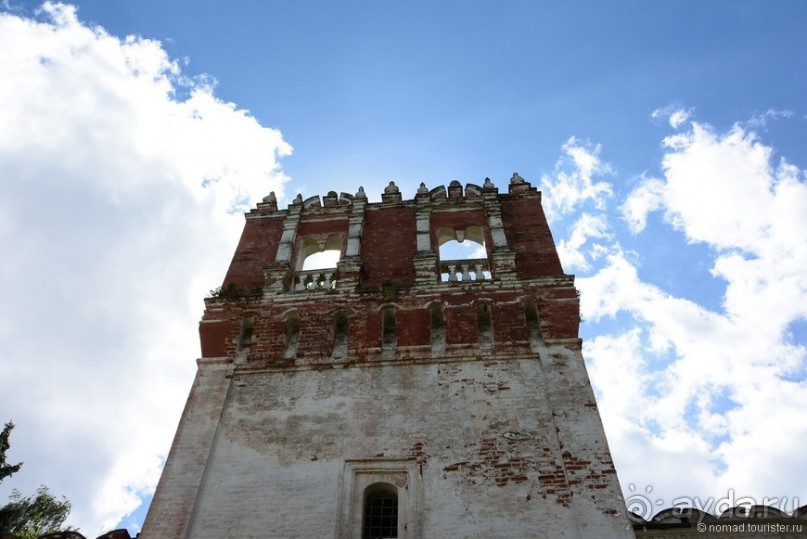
141, 175, 632, 538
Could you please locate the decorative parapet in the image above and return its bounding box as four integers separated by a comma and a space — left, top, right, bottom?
294, 269, 337, 291
252, 173, 536, 215
440, 258, 490, 282
227, 173, 560, 296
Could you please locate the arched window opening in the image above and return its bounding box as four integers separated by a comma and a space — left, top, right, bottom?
237, 316, 254, 351
302, 249, 341, 270
282, 313, 300, 359
477, 303, 493, 348
362, 484, 398, 539
430, 304, 446, 355
332, 310, 349, 359
524, 298, 544, 348
381, 307, 397, 353
437, 226, 490, 282
295, 234, 342, 291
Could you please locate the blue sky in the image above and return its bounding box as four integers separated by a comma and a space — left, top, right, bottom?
0, 0, 805, 534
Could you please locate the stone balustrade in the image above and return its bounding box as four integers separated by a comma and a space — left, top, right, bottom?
440, 258, 491, 282
294, 269, 336, 291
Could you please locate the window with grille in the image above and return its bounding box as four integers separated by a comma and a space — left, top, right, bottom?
362, 484, 398, 538
338, 460, 415, 539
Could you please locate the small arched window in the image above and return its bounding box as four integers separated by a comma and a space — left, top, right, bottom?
524, 298, 544, 348
302, 249, 341, 270
430, 304, 446, 354
282, 312, 300, 359
299, 234, 343, 270
381, 307, 397, 353
296, 234, 342, 290
332, 310, 349, 359
437, 226, 490, 282
477, 303, 493, 348
362, 483, 398, 539
237, 316, 254, 351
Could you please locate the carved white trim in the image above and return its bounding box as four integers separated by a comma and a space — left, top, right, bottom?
337, 459, 421, 539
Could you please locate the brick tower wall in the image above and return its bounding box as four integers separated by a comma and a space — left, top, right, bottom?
141, 176, 631, 539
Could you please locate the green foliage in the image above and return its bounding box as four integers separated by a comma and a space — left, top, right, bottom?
0, 422, 22, 484
0, 486, 72, 538
207, 282, 263, 301
0, 422, 74, 537
207, 286, 222, 298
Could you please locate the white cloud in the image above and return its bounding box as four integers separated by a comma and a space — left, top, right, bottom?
620, 176, 665, 233
744, 108, 794, 129
556, 212, 612, 271
539, 136, 613, 222
651, 105, 694, 129
635, 122, 807, 328
660, 124, 781, 251
573, 118, 807, 516
0, 3, 290, 533
668, 109, 692, 129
